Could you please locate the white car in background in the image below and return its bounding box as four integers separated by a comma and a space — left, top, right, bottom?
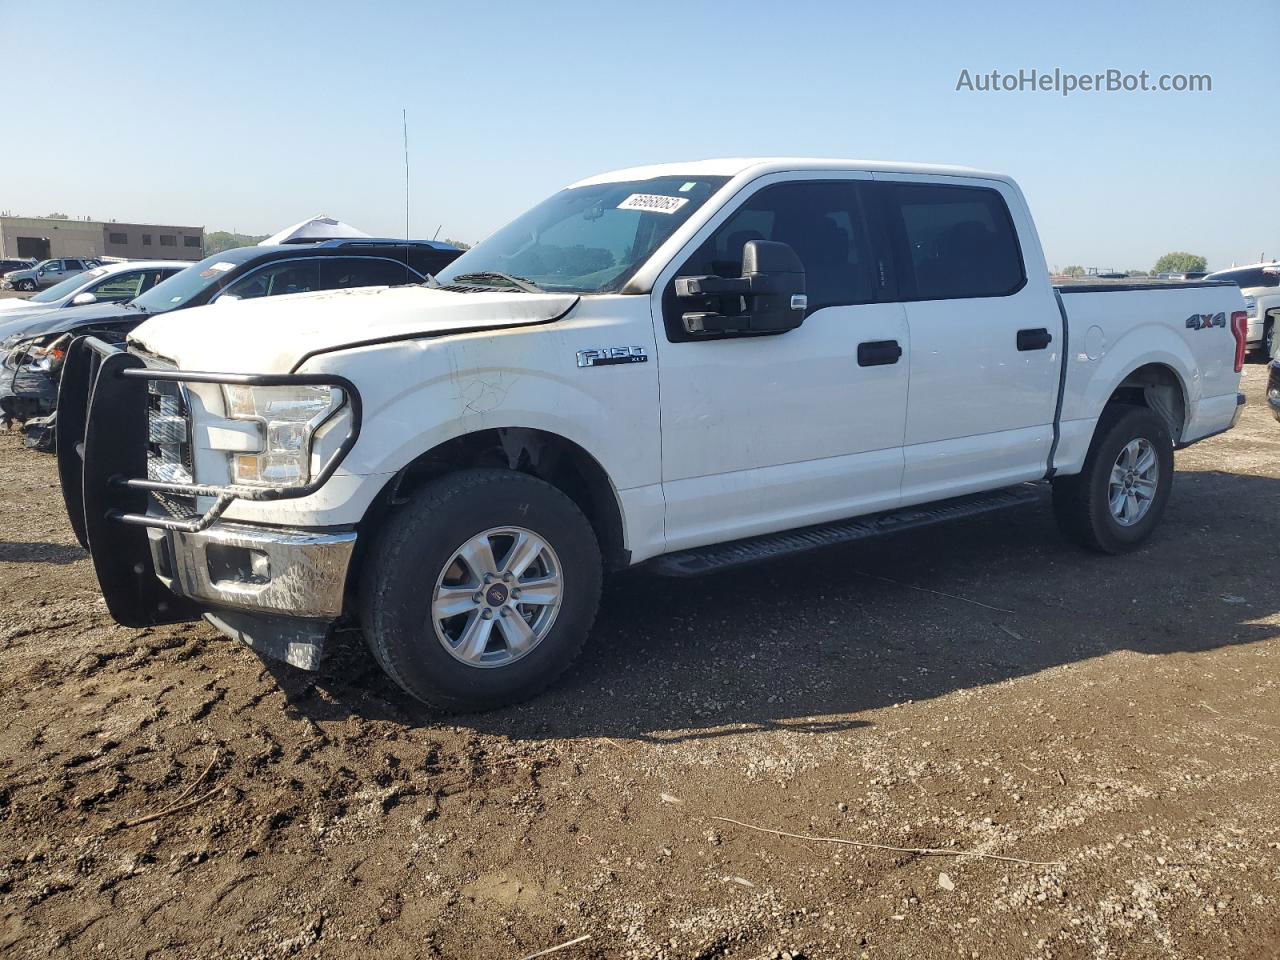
0, 260, 188, 323
1204, 262, 1280, 358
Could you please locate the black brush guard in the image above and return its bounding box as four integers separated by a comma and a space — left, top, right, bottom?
56, 335, 362, 628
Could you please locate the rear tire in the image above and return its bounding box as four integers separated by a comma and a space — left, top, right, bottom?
358, 469, 602, 712
1052, 405, 1174, 554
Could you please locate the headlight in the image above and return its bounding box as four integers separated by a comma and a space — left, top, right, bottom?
4, 333, 68, 372
222, 384, 345, 487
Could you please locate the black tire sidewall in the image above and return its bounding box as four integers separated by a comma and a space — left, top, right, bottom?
1083, 407, 1174, 552
361, 470, 601, 711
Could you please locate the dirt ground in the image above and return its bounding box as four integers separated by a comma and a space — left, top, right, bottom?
0, 344, 1278, 959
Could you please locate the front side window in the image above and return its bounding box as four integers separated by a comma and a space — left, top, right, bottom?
222, 260, 320, 300
881, 182, 1025, 301
90, 270, 150, 303
679, 180, 879, 310
435, 175, 728, 294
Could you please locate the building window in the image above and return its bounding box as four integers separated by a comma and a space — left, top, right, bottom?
142, 234, 152, 245
183, 235, 200, 248
108, 231, 128, 244
159, 235, 176, 247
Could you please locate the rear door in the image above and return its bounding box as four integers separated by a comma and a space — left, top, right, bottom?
873, 175, 1062, 503
652, 174, 910, 550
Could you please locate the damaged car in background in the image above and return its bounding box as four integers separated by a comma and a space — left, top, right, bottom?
0, 237, 462, 447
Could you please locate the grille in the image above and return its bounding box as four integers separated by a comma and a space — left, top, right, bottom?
143, 372, 197, 517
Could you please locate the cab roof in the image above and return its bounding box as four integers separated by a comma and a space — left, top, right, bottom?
568, 157, 1010, 188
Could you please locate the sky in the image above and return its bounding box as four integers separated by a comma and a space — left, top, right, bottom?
1, 0, 1275, 272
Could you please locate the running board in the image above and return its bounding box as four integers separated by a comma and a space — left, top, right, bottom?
648, 483, 1044, 577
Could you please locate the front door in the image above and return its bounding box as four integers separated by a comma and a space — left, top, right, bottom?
652, 174, 910, 552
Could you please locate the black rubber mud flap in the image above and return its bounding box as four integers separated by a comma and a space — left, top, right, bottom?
79, 348, 202, 627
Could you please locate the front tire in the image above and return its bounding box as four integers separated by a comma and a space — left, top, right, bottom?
1051, 405, 1174, 554
15, 279, 35, 292
359, 469, 602, 712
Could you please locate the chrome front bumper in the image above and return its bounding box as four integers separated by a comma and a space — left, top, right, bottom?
147, 521, 357, 619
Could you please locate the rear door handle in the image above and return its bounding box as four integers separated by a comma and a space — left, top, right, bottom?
857, 339, 903, 367
1017, 327, 1053, 351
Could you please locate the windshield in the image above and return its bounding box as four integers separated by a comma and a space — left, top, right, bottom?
30, 267, 109, 303
436, 175, 729, 294
131, 248, 261, 312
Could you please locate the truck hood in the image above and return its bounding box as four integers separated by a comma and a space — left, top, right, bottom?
127, 285, 581, 374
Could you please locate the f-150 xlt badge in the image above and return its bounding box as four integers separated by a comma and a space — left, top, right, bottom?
576, 347, 648, 367
1186, 312, 1226, 330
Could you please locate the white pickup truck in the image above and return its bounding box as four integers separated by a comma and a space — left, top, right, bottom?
58, 159, 1248, 711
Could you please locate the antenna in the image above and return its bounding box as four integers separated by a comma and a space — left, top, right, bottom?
402, 108, 410, 243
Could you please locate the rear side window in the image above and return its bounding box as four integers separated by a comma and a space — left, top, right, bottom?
882, 183, 1025, 300
319, 257, 419, 291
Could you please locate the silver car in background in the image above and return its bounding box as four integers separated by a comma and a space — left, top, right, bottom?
1, 257, 102, 292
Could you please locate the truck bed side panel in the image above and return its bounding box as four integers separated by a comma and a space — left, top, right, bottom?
1053, 284, 1244, 474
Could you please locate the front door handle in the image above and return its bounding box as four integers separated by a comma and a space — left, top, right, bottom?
1017, 327, 1053, 351
857, 339, 903, 367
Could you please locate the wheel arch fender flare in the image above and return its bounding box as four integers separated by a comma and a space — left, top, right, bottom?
1078, 329, 1199, 442
356, 425, 630, 572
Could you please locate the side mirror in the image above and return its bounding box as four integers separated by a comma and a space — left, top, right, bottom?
674, 239, 807, 335
71, 292, 97, 305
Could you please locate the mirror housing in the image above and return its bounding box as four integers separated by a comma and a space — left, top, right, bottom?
71, 292, 97, 305
675, 240, 807, 335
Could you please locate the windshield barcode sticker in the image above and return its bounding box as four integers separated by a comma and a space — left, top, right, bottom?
617, 193, 689, 215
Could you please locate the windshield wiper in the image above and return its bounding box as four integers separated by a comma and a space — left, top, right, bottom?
449, 271, 544, 293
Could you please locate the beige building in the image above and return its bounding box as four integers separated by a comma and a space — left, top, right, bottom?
0, 216, 205, 262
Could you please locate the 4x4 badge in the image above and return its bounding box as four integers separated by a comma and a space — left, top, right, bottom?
1185, 312, 1226, 330
576, 347, 648, 367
